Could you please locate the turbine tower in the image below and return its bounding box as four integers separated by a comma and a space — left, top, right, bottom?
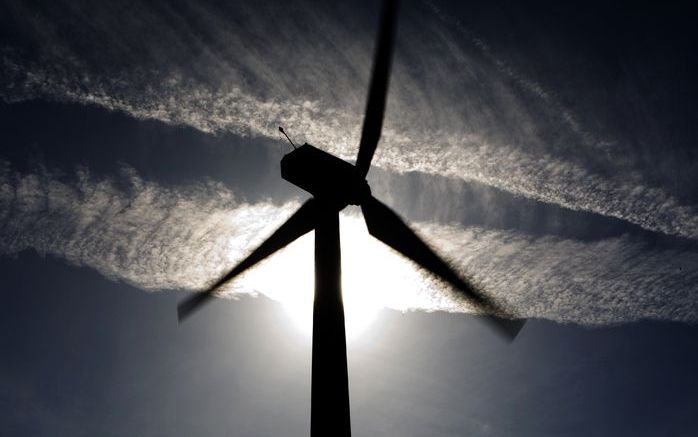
177, 1, 523, 435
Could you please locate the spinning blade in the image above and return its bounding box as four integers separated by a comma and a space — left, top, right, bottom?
355, 0, 398, 178
361, 195, 524, 340
178, 199, 319, 321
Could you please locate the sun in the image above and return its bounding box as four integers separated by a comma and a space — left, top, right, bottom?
238, 211, 424, 340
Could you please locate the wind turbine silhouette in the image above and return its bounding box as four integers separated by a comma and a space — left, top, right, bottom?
178, 0, 523, 435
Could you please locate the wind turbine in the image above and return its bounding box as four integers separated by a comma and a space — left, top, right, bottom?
177, 0, 523, 435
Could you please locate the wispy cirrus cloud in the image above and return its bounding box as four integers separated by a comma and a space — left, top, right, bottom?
0, 161, 294, 291
2, 0, 698, 242
1, 162, 696, 325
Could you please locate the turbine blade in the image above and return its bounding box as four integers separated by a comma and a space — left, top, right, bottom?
361, 196, 524, 340
355, 0, 398, 179
178, 199, 318, 322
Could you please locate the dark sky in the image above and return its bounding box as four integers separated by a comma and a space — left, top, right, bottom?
1, 0, 698, 435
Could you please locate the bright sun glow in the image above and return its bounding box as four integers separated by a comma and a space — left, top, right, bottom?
237, 210, 427, 340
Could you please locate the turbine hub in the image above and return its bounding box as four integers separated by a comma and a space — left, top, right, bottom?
349, 179, 371, 206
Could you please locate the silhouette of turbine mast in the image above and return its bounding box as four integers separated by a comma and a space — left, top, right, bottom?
177, 1, 524, 435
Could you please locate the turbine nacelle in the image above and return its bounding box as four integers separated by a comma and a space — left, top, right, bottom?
281, 143, 371, 207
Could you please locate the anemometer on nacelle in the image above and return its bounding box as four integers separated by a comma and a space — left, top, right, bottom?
278, 126, 297, 150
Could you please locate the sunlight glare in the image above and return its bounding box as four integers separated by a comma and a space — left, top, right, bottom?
238, 211, 426, 340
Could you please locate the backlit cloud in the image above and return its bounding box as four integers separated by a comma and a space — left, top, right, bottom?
1, 163, 696, 325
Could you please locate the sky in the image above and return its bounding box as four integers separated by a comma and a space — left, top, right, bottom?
1, 0, 697, 435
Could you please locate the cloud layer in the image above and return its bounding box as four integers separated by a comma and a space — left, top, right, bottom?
1, 163, 696, 325
2, 0, 698, 242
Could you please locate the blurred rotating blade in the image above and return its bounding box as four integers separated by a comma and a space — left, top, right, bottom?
178, 199, 318, 322
355, 0, 398, 179
361, 196, 524, 340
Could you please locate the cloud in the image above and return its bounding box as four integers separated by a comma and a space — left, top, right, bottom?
413, 222, 698, 325
0, 161, 297, 291
2, 0, 698, 242
1, 163, 696, 325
